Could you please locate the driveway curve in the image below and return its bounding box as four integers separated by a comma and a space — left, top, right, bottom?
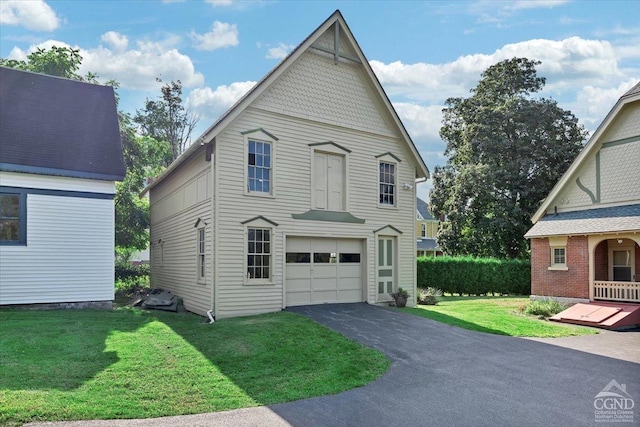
27, 303, 639, 427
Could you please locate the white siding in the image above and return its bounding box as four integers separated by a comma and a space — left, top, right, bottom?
149, 151, 213, 316
150, 25, 422, 319
213, 106, 417, 318
0, 171, 116, 194
0, 194, 115, 304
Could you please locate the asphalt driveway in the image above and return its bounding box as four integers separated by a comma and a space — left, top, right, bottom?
273, 303, 638, 427
27, 303, 638, 427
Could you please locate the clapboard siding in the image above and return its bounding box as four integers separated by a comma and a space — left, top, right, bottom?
0, 171, 116, 194
0, 193, 115, 304
147, 15, 425, 319
149, 153, 212, 316
213, 105, 416, 318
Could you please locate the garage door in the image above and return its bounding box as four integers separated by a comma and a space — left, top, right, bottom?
286, 237, 364, 306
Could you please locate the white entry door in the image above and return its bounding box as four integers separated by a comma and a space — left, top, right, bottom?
377, 236, 395, 301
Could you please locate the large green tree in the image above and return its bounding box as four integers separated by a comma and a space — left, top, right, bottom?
430, 58, 588, 259
134, 79, 199, 164
1, 47, 168, 252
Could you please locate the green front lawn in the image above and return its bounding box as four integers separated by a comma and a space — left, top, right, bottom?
401, 296, 598, 337
0, 308, 389, 426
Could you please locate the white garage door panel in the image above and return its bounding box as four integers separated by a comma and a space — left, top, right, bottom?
286, 237, 363, 306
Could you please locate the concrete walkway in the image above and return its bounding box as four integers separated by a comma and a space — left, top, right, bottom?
525, 327, 640, 363
26, 304, 639, 427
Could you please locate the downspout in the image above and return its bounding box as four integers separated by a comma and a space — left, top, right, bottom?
212, 137, 220, 320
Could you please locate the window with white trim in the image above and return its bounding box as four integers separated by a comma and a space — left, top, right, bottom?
421, 223, 426, 238
247, 139, 272, 194
379, 161, 396, 206
551, 247, 566, 266
197, 228, 205, 281
247, 227, 271, 280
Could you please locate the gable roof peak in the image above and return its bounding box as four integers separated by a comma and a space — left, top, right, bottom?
144, 10, 428, 194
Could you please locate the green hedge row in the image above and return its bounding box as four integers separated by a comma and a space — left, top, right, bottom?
417, 256, 530, 295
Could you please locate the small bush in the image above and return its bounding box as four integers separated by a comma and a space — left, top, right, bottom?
417, 287, 442, 305
521, 299, 569, 318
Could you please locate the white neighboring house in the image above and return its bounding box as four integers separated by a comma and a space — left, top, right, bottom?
143, 10, 430, 319
0, 67, 125, 308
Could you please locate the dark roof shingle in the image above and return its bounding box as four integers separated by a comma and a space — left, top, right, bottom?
525, 204, 640, 238
417, 197, 434, 220
0, 67, 125, 181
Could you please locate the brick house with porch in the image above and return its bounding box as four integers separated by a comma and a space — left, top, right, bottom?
525, 82, 640, 305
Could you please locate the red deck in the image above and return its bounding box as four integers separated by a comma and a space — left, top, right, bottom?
550, 302, 640, 330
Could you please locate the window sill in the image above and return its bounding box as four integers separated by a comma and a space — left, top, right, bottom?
377, 204, 398, 210
244, 191, 275, 199
244, 280, 275, 286
548, 266, 568, 271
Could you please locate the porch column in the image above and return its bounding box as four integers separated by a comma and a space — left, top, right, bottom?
588, 236, 596, 301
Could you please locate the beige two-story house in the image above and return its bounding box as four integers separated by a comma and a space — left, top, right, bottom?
143, 11, 429, 319
416, 197, 441, 257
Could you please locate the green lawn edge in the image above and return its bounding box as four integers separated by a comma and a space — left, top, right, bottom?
399, 296, 598, 337
0, 308, 390, 426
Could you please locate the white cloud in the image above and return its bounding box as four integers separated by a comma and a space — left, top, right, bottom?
266, 43, 295, 60
190, 21, 239, 51
504, 0, 569, 11
370, 36, 634, 103
101, 31, 128, 52
571, 80, 639, 131
186, 81, 256, 124
8, 37, 204, 91
0, 0, 60, 32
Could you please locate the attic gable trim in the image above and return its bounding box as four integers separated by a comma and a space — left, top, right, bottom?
531, 87, 640, 223
241, 215, 279, 227
308, 141, 352, 153
601, 135, 640, 149
240, 128, 279, 141
375, 152, 402, 162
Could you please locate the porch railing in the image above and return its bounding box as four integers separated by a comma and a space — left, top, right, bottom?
594, 281, 640, 303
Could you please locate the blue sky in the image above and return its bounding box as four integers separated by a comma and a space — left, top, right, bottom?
2, 0, 639, 200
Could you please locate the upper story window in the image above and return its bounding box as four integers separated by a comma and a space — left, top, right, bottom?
379, 161, 396, 206
248, 140, 272, 193
242, 128, 278, 197
375, 152, 401, 209
421, 223, 426, 238
0, 190, 26, 245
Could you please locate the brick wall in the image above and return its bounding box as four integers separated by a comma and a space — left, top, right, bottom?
531, 236, 589, 299
594, 240, 608, 281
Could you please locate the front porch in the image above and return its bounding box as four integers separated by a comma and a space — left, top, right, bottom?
590, 236, 640, 303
